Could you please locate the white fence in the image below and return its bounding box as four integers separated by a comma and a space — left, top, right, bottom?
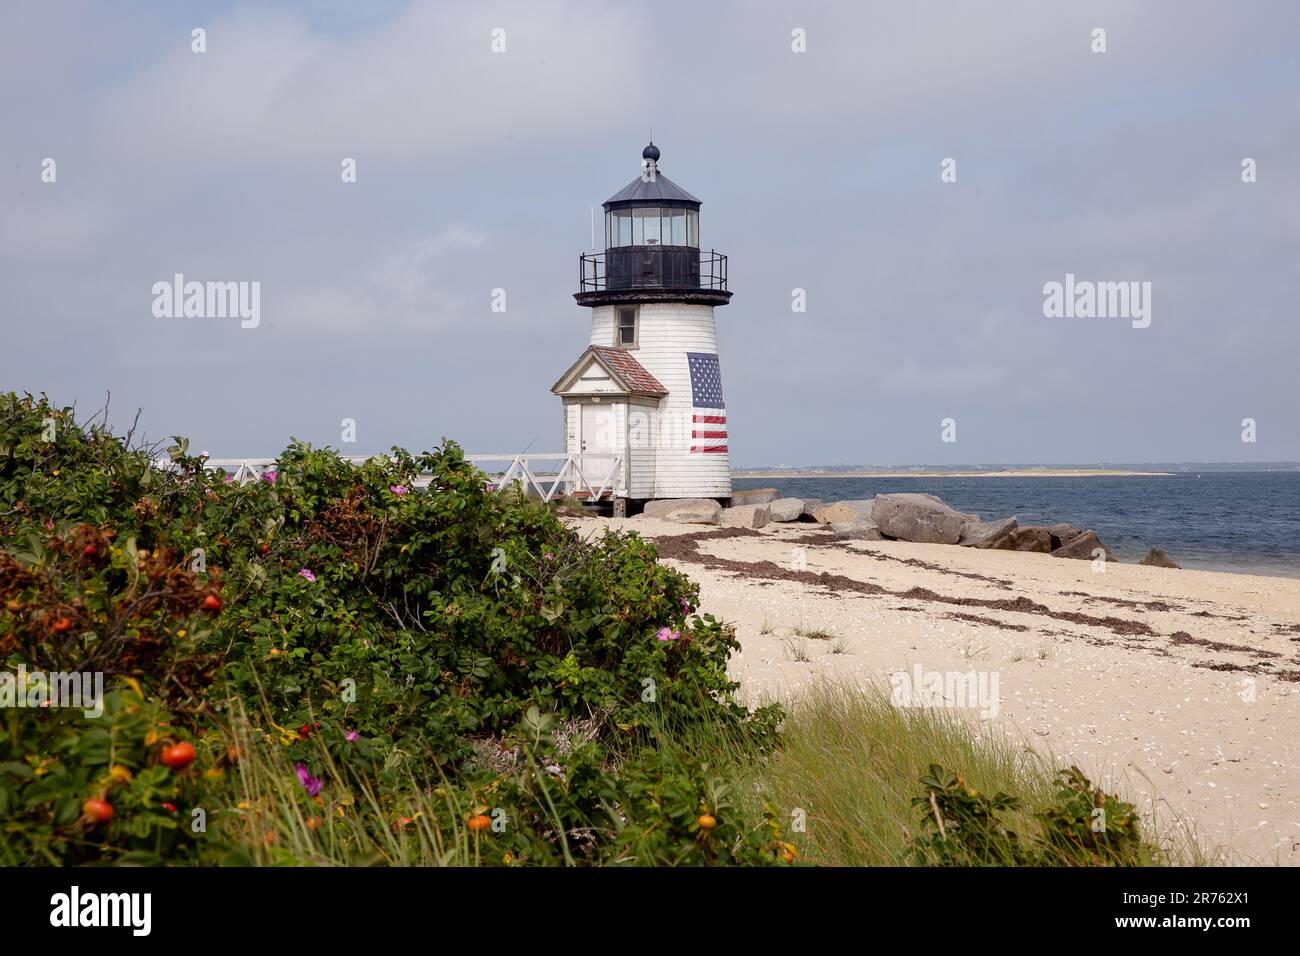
193, 452, 624, 503
469, 453, 623, 502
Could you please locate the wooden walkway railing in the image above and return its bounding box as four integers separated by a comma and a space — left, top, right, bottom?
194, 452, 624, 503
468, 453, 622, 502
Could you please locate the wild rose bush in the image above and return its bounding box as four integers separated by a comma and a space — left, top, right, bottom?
0, 392, 782, 865
0, 688, 225, 866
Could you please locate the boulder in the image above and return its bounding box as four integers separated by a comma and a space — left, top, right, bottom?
720, 503, 770, 529
1051, 529, 1115, 562
639, 498, 721, 525
870, 493, 975, 545
1140, 548, 1181, 569
800, 499, 824, 521
1043, 523, 1084, 550
830, 519, 882, 541
768, 497, 807, 522
666, 504, 722, 525
959, 517, 1018, 548
813, 499, 874, 525
643, 498, 718, 518
731, 488, 779, 506
987, 527, 1054, 553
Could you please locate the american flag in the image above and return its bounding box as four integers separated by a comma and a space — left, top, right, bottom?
687, 352, 727, 454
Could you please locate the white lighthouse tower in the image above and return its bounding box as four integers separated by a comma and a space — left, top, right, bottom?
552, 142, 732, 515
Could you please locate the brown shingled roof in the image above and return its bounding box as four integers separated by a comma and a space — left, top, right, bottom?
588, 347, 668, 397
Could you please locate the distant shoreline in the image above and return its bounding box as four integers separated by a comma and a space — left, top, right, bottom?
733, 469, 1174, 479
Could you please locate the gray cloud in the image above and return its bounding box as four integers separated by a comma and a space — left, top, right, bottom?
2, 0, 1297, 466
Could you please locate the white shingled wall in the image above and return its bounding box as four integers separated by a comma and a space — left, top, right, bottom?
587, 303, 731, 500
563, 402, 578, 455
627, 401, 658, 498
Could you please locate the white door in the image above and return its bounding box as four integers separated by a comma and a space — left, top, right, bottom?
580, 402, 616, 455
578, 402, 620, 497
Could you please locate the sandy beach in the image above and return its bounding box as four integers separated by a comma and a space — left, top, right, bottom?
571, 515, 1300, 865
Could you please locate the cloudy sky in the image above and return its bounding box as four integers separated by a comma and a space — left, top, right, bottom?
3, 0, 1298, 466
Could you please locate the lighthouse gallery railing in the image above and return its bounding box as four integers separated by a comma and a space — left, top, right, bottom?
579, 248, 727, 293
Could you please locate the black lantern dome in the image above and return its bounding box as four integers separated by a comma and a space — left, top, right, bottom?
576, 143, 730, 307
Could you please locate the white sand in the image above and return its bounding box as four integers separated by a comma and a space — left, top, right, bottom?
571, 515, 1300, 865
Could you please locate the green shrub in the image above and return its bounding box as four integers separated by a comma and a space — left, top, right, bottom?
0, 686, 227, 865
910, 763, 1153, 866
1, 392, 780, 865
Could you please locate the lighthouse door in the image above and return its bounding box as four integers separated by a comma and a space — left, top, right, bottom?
580, 402, 616, 456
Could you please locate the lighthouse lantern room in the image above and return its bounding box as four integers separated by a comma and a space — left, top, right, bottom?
551, 143, 732, 514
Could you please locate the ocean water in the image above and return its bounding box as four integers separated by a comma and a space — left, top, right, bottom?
732, 472, 1300, 577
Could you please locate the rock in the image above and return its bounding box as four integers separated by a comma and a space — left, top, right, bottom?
768, 497, 807, 522
959, 517, 1019, 548
731, 488, 779, 506
1051, 529, 1115, 562
667, 505, 722, 525
1043, 523, 1084, 549
813, 499, 874, 525
829, 519, 882, 541
720, 504, 770, 529
800, 499, 824, 521
1140, 548, 1181, 569
870, 493, 975, 545
640, 498, 721, 525
642, 498, 718, 518
987, 527, 1054, 553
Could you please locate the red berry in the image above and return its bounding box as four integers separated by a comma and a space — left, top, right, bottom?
203, 594, 222, 612
160, 742, 196, 770
83, 798, 113, 824
52, 617, 72, 633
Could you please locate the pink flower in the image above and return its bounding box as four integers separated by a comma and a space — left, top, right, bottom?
544, 552, 555, 561
346, 731, 360, 742
295, 763, 323, 797
262, 470, 278, 485
298, 568, 316, 583
656, 627, 681, 642
390, 485, 408, 495
680, 596, 693, 616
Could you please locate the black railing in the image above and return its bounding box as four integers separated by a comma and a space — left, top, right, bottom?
579, 248, 727, 293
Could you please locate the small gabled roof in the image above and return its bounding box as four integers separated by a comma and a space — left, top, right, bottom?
551, 346, 668, 398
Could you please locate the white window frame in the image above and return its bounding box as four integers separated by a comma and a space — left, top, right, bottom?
615, 305, 639, 348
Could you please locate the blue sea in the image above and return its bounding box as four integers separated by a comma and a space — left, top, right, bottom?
732, 472, 1300, 578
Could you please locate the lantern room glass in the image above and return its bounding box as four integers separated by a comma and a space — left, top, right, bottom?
606, 207, 698, 249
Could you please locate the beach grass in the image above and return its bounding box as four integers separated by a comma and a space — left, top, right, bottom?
215, 683, 1214, 867
645, 680, 1212, 866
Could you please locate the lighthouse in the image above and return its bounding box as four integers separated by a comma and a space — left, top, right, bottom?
551, 142, 732, 515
